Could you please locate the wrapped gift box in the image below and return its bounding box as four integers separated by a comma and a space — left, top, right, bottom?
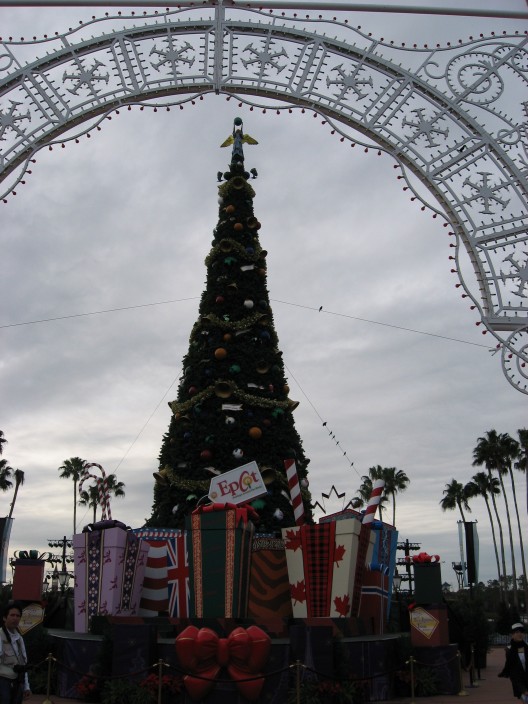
132, 528, 189, 618
73, 524, 149, 632
186, 504, 256, 618
247, 535, 292, 619
359, 521, 398, 633
12, 558, 45, 602
281, 518, 363, 617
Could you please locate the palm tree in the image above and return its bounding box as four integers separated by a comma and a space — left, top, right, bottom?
473, 430, 521, 609
79, 474, 126, 523
514, 428, 528, 613
7, 469, 24, 520
440, 479, 472, 522
58, 457, 87, 534
380, 467, 410, 526
0, 431, 6, 456
465, 472, 503, 600
0, 458, 13, 493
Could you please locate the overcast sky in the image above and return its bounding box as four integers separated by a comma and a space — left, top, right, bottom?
1, 1, 527, 591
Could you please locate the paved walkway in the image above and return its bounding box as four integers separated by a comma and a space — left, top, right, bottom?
27, 647, 514, 704
380, 646, 512, 704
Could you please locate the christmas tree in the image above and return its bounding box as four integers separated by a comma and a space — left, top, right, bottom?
147, 118, 313, 533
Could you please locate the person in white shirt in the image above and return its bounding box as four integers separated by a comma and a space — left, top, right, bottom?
0, 603, 31, 704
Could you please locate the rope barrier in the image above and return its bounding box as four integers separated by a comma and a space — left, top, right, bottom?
29, 644, 467, 700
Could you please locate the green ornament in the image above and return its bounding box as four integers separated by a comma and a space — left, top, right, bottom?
251, 499, 266, 510
229, 364, 241, 374
271, 408, 285, 418
234, 116, 243, 126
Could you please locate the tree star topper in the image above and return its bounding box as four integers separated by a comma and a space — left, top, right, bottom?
220, 116, 258, 164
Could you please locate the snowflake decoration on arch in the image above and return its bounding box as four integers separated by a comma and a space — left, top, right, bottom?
63, 59, 110, 96
150, 39, 195, 74
401, 108, 449, 148
501, 251, 528, 298
0, 101, 31, 141
462, 171, 511, 215
241, 39, 288, 76
326, 63, 373, 101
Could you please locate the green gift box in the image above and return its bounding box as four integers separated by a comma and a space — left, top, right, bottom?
186, 503, 256, 617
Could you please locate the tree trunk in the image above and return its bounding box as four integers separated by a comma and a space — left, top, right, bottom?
7, 481, 20, 520
484, 495, 504, 602
488, 469, 509, 605
508, 467, 528, 613
497, 470, 519, 609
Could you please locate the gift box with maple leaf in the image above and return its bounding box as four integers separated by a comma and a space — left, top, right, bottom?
281, 518, 364, 618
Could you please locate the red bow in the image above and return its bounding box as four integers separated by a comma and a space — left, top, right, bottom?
408, 552, 440, 563
175, 625, 271, 701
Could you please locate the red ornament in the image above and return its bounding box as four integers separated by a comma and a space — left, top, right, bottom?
188, 386, 198, 395
200, 449, 213, 461
215, 295, 224, 304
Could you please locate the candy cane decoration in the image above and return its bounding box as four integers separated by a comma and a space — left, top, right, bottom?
79, 462, 112, 521
351, 479, 385, 616
284, 459, 305, 526
362, 479, 385, 525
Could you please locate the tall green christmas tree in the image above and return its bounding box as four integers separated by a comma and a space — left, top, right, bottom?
148, 118, 313, 533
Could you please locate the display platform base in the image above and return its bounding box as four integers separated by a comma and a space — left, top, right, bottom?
49, 618, 401, 703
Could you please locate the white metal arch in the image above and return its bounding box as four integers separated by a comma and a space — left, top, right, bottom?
1, 4, 527, 390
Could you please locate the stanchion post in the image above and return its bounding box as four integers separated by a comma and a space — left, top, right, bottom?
157, 659, 164, 704
456, 649, 469, 697
295, 660, 301, 704
42, 652, 54, 704
406, 655, 416, 704
469, 643, 477, 687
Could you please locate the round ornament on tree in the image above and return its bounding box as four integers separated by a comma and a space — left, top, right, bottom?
200, 449, 213, 461
273, 508, 284, 521
232, 448, 244, 459
248, 426, 262, 439
225, 204, 235, 214
225, 416, 236, 425
244, 299, 254, 309
214, 347, 228, 359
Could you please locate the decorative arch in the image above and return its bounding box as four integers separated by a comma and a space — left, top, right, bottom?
1, 5, 527, 390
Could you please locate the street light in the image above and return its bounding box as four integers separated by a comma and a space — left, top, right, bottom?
393, 572, 402, 592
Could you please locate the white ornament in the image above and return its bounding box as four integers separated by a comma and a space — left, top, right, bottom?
273, 508, 284, 521
172, 505, 179, 514
233, 448, 244, 459
300, 478, 309, 488
225, 416, 236, 425
243, 299, 254, 309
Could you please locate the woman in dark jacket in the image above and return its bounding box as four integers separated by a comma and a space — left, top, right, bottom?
499, 623, 528, 702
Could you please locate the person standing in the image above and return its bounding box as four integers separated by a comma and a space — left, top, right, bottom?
0, 603, 31, 704
499, 622, 528, 702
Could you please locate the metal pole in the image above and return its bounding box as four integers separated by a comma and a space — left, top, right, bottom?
456, 649, 469, 697
295, 659, 301, 704
407, 655, 416, 704
42, 652, 55, 704
0, 0, 526, 18
157, 660, 163, 704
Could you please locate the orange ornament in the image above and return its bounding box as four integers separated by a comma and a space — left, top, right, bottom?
233, 222, 244, 232
214, 347, 228, 360
283, 384, 290, 394
223, 333, 232, 342
248, 426, 263, 439
225, 204, 235, 214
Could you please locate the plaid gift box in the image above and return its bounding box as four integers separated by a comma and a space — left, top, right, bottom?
282, 518, 364, 617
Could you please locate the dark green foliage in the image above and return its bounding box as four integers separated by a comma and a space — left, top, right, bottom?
147, 143, 313, 533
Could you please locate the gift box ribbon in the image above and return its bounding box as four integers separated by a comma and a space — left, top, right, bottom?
192, 501, 259, 527
407, 552, 440, 563
175, 625, 270, 701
